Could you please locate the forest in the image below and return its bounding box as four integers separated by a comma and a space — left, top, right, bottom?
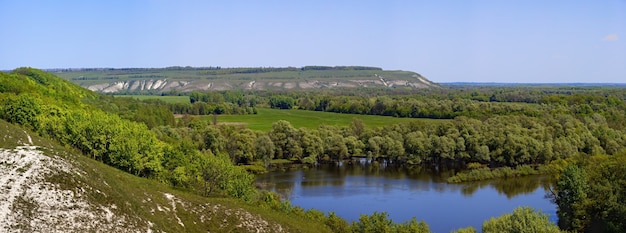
1, 68, 625, 232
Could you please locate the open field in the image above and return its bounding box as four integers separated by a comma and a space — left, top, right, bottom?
213, 108, 448, 131
114, 95, 190, 104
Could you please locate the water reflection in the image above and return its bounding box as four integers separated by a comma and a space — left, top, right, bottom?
258, 162, 554, 199
256, 162, 556, 233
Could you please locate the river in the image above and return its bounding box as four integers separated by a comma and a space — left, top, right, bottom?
256, 161, 556, 233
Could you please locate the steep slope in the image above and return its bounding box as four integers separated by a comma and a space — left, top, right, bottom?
0, 120, 328, 232
50, 66, 440, 93
0, 68, 332, 232
0, 129, 133, 232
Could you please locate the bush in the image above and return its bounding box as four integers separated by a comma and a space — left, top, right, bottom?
0, 94, 42, 130
482, 207, 562, 233
447, 165, 546, 183
451, 227, 477, 233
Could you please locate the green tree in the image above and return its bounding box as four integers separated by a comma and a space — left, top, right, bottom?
367, 136, 384, 159
345, 136, 365, 157
482, 207, 562, 233
199, 126, 225, 154
269, 95, 295, 109
351, 212, 430, 233
225, 128, 256, 164
326, 134, 349, 161
255, 135, 275, 167
352, 211, 393, 233
199, 153, 255, 201
0, 94, 42, 130
450, 227, 477, 233
269, 120, 302, 160
350, 118, 366, 137
325, 212, 350, 233
395, 218, 430, 233
300, 129, 324, 163
554, 165, 589, 231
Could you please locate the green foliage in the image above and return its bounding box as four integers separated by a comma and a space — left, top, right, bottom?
450, 227, 477, 233
214, 103, 626, 170
206, 154, 255, 201
482, 207, 562, 233
269, 120, 303, 160
300, 129, 324, 161
552, 154, 626, 232
394, 218, 431, 233
555, 165, 589, 231
447, 165, 545, 183
0, 115, 335, 233
8, 68, 96, 104
351, 212, 431, 233
326, 212, 350, 233
352, 212, 393, 233
7, 68, 626, 232
0, 94, 42, 130
269, 95, 295, 109
0, 68, 257, 202
199, 125, 226, 153
255, 135, 275, 167
224, 127, 257, 164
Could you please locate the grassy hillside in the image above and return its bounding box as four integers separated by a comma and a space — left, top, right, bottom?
214, 108, 448, 131
0, 119, 332, 232
0, 68, 336, 232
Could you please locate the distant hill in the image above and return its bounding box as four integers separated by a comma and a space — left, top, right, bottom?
49, 66, 439, 93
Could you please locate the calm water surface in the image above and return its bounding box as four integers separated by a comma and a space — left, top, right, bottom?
256, 162, 556, 233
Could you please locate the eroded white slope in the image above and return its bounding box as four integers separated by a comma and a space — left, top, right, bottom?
0, 144, 137, 232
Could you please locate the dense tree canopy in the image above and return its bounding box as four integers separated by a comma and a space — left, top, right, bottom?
552, 153, 626, 232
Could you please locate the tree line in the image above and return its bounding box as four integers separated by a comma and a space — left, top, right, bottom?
151, 111, 624, 171
3, 68, 625, 232
103, 89, 626, 171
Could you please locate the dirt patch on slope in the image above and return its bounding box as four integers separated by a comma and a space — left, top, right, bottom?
0, 146, 139, 232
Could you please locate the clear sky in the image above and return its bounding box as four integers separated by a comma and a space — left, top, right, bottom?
1, 1, 625, 83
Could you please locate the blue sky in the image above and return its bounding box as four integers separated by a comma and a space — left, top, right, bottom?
1, 1, 624, 83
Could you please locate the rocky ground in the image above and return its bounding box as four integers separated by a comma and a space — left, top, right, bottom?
0, 134, 137, 232
0, 131, 286, 232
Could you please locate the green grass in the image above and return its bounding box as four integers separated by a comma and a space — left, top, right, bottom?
214, 108, 448, 131
0, 119, 332, 232
77, 154, 331, 232
114, 95, 190, 104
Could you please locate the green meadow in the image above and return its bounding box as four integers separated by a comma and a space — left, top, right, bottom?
213, 108, 447, 131
111, 95, 447, 130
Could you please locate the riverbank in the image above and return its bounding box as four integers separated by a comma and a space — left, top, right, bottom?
447, 164, 552, 183
255, 162, 557, 232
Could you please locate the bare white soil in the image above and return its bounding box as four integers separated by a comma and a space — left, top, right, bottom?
0, 145, 137, 232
